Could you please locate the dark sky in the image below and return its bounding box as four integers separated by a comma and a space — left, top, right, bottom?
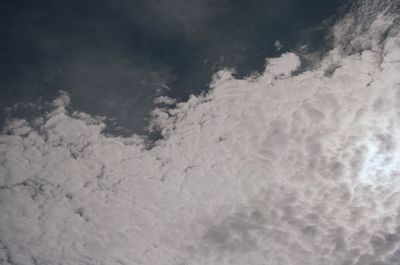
0, 0, 345, 135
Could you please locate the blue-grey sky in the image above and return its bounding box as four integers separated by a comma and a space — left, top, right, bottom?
0, 0, 344, 135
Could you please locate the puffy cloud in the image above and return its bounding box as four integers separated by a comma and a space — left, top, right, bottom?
1, 0, 400, 264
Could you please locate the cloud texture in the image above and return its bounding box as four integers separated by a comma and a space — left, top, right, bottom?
1, 0, 400, 264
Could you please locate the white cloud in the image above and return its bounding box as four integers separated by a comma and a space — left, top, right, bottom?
1, 1, 400, 264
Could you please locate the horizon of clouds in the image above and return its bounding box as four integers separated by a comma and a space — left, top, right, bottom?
1, 0, 400, 264
0, 0, 344, 135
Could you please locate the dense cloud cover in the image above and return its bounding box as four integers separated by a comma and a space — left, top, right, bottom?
1, 0, 400, 264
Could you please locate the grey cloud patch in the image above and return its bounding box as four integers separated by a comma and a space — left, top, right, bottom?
201, 208, 265, 254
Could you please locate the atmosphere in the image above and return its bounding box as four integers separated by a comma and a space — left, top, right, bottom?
0, 0, 343, 134
1, 0, 400, 265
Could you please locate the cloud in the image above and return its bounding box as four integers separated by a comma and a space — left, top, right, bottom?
1, 0, 400, 264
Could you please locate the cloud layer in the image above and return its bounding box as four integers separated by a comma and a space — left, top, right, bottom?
1, 0, 400, 264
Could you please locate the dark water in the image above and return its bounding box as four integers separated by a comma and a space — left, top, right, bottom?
0, 0, 345, 135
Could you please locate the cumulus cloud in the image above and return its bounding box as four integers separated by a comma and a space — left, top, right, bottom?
1, 0, 400, 264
